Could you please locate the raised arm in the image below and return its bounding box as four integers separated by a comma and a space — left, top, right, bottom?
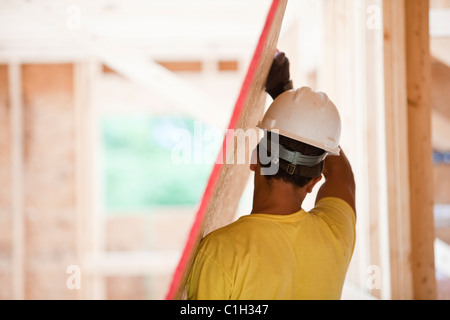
316, 148, 356, 216
264, 52, 355, 214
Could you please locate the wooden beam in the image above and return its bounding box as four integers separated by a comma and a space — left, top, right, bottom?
8, 60, 25, 300
74, 60, 95, 300
382, 0, 437, 300
5, 0, 229, 129
382, 0, 414, 300
74, 59, 107, 300
404, 0, 437, 300
217, 60, 239, 72
318, 0, 390, 299
358, 0, 389, 299
156, 61, 203, 72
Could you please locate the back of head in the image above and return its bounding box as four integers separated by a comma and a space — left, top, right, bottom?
256, 87, 342, 188
258, 132, 325, 188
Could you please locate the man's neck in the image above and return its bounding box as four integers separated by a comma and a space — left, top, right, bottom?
250, 178, 307, 215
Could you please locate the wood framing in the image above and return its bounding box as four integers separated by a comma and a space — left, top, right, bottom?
74, 59, 106, 299
404, 0, 437, 300
8, 61, 25, 300
319, 0, 388, 299
319, 0, 437, 300
383, 0, 436, 299
356, 0, 388, 299
382, 0, 414, 299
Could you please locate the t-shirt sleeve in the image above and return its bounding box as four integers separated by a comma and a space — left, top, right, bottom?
186, 239, 233, 300
312, 197, 356, 253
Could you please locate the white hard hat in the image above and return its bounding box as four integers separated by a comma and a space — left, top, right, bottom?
257, 87, 341, 156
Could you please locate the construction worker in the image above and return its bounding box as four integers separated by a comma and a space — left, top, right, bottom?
186, 52, 356, 300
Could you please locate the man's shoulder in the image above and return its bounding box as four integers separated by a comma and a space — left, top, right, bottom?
311, 197, 356, 242
313, 197, 355, 214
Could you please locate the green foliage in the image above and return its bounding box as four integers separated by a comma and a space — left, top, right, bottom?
101, 115, 217, 212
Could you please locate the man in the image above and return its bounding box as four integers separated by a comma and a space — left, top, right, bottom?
186, 52, 356, 300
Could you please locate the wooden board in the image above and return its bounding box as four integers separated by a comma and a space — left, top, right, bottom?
382, 0, 436, 300
382, 0, 414, 300
404, 0, 436, 300
165, 0, 288, 300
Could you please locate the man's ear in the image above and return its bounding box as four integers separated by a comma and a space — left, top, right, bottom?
306, 175, 322, 194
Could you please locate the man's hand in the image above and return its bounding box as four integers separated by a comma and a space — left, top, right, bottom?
265, 51, 294, 100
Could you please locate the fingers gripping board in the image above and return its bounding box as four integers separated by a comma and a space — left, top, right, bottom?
166, 0, 288, 300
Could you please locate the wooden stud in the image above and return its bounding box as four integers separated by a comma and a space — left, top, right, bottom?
404, 0, 437, 300
382, 0, 437, 299
74, 59, 106, 299
157, 61, 203, 72
319, 0, 386, 298
357, 0, 388, 299
74, 61, 91, 300
8, 60, 25, 300
217, 60, 239, 72
382, 0, 414, 300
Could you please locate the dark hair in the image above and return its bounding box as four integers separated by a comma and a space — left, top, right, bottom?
258, 132, 325, 188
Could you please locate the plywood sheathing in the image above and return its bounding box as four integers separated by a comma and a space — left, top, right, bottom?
169, 0, 288, 299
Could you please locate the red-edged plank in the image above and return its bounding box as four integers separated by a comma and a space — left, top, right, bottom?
166, 0, 288, 300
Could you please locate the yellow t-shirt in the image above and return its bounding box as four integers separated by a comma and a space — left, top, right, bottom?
186, 197, 356, 300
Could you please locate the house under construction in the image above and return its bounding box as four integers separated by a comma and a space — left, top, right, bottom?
0, 0, 450, 300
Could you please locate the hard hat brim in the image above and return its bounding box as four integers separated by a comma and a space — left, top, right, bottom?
257, 123, 341, 156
